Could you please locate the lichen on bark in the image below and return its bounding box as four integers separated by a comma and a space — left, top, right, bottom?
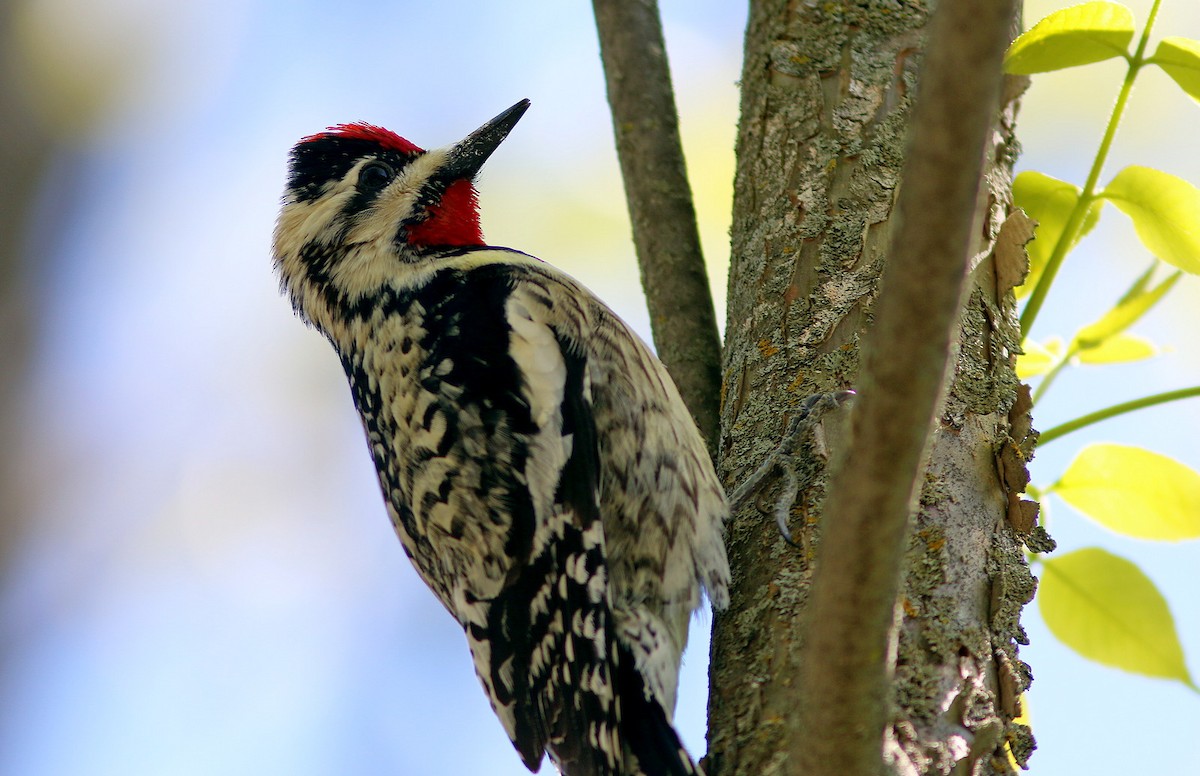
707, 1, 1040, 774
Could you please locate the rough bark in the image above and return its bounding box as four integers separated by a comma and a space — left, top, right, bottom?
708, 1, 1038, 775
797, 0, 1021, 774
592, 0, 723, 446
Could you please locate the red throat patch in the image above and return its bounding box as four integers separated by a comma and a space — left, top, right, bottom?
406, 179, 485, 247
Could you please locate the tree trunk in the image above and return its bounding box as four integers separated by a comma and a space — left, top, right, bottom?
707, 2, 1038, 774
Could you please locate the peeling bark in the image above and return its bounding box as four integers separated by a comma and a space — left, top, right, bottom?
707, 1, 1038, 774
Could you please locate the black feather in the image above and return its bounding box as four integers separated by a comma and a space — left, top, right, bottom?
615, 639, 696, 776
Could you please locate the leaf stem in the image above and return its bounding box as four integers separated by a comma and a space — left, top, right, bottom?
1030, 263, 1174, 405
1030, 347, 1073, 404
1019, 0, 1164, 337
1038, 386, 1200, 446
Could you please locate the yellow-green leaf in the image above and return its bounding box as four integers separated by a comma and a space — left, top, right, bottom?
1017, 336, 1064, 378
1054, 443, 1200, 540
1071, 269, 1180, 349
1005, 2, 1135, 74
1101, 166, 1200, 274
1074, 331, 1158, 364
1153, 37, 1200, 102
1012, 171, 1103, 297
1040, 548, 1195, 686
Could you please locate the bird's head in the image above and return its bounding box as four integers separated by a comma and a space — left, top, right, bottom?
272, 99, 530, 331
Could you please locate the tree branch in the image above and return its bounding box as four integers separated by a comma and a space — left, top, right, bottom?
796, 0, 1020, 773
591, 0, 722, 446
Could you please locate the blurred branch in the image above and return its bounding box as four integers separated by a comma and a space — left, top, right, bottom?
796, 0, 1019, 772
591, 0, 722, 448
0, 1, 54, 577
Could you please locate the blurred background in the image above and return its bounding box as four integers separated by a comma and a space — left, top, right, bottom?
0, 1, 1196, 774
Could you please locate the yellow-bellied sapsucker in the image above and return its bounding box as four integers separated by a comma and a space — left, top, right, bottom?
272, 99, 729, 776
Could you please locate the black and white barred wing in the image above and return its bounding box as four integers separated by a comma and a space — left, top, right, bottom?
464, 280, 694, 776
461, 281, 618, 773
372, 259, 698, 775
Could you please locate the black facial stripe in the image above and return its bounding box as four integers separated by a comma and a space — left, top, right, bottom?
298, 240, 336, 287
344, 171, 393, 217
287, 136, 419, 203
391, 177, 451, 248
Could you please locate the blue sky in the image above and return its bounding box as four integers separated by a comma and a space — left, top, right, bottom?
1, 1, 1197, 774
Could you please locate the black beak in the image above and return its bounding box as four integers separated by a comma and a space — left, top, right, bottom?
441, 99, 531, 181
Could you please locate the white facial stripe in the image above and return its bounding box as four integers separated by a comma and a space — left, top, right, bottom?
342, 148, 450, 244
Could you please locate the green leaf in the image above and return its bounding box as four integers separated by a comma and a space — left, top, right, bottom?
1152, 37, 1200, 102
1053, 443, 1200, 540
1074, 331, 1158, 364
1101, 166, 1200, 273
1004, 2, 1135, 74
1071, 269, 1180, 349
1012, 171, 1103, 297
1017, 336, 1063, 378
1115, 259, 1154, 301
1040, 548, 1195, 686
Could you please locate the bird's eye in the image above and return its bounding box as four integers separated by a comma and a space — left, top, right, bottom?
358, 161, 395, 191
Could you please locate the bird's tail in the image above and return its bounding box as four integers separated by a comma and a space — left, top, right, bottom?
614, 640, 699, 776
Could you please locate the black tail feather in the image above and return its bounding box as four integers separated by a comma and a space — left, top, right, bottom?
615, 641, 697, 776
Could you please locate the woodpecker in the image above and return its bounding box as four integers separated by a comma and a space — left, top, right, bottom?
272, 99, 729, 776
